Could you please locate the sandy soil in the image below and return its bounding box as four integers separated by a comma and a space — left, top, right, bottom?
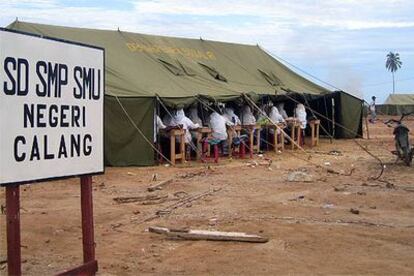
1, 115, 414, 275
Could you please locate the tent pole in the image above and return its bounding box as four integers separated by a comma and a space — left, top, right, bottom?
331, 98, 336, 138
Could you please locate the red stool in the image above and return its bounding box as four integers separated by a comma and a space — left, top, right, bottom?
201, 139, 219, 163
239, 141, 246, 158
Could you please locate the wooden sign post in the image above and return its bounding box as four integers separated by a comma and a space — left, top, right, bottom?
6, 185, 21, 276
57, 175, 97, 276
6, 175, 98, 276
5, 176, 98, 276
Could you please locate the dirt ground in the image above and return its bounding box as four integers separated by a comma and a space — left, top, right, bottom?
1, 115, 414, 275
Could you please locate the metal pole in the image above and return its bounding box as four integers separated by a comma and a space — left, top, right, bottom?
6, 185, 21, 276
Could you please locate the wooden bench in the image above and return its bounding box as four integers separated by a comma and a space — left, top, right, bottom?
286, 119, 302, 150
242, 124, 261, 157
161, 128, 185, 165
264, 123, 285, 152
194, 127, 212, 160
309, 120, 320, 147
227, 125, 242, 158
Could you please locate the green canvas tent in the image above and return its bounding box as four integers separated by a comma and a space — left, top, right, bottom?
6, 21, 363, 166
377, 94, 414, 115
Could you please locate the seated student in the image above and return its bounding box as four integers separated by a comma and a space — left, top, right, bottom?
154, 114, 166, 142
295, 103, 307, 129
162, 112, 174, 127
172, 109, 200, 145
163, 109, 199, 150
241, 105, 256, 125
295, 104, 307, 145
223, 106, 241, 125
268, 105, 286, 135
153, 114, 167, 162
208, 103, 234, 155
277, 102, 289, 119
209, 110, 229, 141
188, 106, 203, 126
223, 106, 247, 146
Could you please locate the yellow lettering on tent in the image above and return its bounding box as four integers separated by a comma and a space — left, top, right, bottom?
125, 42, 216, 60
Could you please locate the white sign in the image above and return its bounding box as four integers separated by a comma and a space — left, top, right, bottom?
0, 29, 104, 185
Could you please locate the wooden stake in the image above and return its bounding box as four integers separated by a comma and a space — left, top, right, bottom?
147, 179, 173, 192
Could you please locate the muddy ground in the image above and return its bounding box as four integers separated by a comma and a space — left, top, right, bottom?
1, 115, 414, 275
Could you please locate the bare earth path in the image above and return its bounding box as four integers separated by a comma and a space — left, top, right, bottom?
1, 116, 414, 275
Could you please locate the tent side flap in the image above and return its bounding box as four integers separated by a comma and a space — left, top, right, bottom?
105, 96, 155, 166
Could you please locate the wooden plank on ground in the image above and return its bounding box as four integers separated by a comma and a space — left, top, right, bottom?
148, 226, 268, 243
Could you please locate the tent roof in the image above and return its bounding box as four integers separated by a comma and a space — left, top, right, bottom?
384, 94, 414, 105
6, 21, 330, 101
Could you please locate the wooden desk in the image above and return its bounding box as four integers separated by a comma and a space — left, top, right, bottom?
194, 127, 212, 160
263, 123, 285, 152
242, 124, 261, 157
309, 120, 320, 147
286, 119, 301, 150
227, 125, 242, 157
161, 128, 185, 165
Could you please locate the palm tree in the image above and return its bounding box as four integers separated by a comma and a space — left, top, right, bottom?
385, 52, 402, 94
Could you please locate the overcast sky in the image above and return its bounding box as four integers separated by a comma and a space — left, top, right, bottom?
1, 0, 413, 103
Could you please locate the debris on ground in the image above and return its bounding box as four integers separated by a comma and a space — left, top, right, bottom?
287, 171, 313, 182
329, 150, 343, 156
246, 160, 259, 168
310, 150, 343, 156
155, 189, 221, 216
178, 171, 208, 179
133, 188, 222, 224
362, 183, 381, 187
333, 186, 346, 192
111, 223, 124, 231
113, 194, 168, 204
246, 159, 273, 168
289, 195, 305, 201
322, 203, 335, 209
350, 208, 360, 215
147, 179, 173, 192
209, 217, 218, 226
148, 226, 269, 243
173, 191, 189, 198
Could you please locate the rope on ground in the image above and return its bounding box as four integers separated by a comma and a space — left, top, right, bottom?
114, 95, 174, 166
